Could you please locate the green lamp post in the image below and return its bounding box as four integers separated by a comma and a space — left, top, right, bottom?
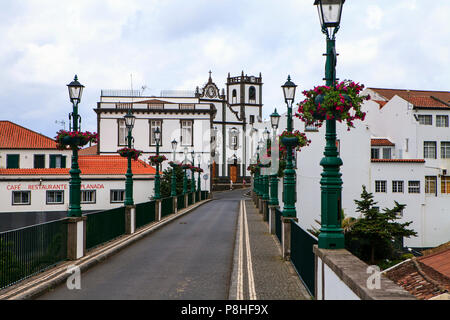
255, 145, 261, 196
171, 139, 178, 197
124, 109, 136, 206
269, 109, 280, 206
153, 127, 161, 200
183, 147, 188, 195
67, 75, 84, 218
281, 76, 297, 218
262, 129, 270, 202
191, 150, 196, 193
197, 154, 202, 191
315, 0, 345, 249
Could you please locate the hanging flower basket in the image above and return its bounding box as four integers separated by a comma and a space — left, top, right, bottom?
247, 164, 260, 175
169, 161, 181, 168
117, 147, 143, 161
55, 130, 98, 150
279, 130, 311, 151
192, 166, 203, 173
296, 80, 370, 130
181, 163, 192, 170
149, 155, 167, 166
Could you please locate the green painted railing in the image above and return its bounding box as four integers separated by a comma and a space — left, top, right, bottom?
188, 193, 193, 206
0, 219, 67, 290
135, 201, 156, 229
290, 221, 318, 297
161, 197, 173, 218
201, 191, 209, 200
195, 191, 200, 202
85, 206, 126, 250
275, 208, 282, 243
177, 195, 185, 210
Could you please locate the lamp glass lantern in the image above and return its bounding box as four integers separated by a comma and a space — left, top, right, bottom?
154, 127, 161, 145
124, 110, 136, 130
281, 75, 297, 105
314, 0, 345, 38
270, 109, 280, 130
67, 75, 84, 104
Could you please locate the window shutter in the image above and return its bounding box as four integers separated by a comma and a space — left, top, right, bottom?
49, 155, 56, 168
7, 155, 20, 169
62, 155, 67, 168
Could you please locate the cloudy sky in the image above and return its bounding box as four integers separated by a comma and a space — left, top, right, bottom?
0, 0, 449, 138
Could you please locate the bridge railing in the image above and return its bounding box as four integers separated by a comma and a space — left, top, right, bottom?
135, 200, 156, 230
0, 219, 67, 290
161, 197, 174, 218
85, 206, 126, 250
177, 195, 185, 210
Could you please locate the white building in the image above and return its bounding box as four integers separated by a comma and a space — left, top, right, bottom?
95, 71, 263, 190
0, 121, 156, 215
255, 87, 450, 249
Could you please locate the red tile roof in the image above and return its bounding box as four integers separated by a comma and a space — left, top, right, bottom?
369, 88, 450, 103
0, 155, 156, 176
373, 100, 388, 108
0, 121, 58, 149
404, 96, 449, 108
78, 144, 98, 155
419, 248, 450, 278
371, 138, 395, 146
371, 159, 425, 163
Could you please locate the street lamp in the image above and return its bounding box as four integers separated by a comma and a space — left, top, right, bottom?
315, 0, 346, 249
197, 154, 202, 191
183, 147, 188, 195
262, 128, 270, 202
124, 109, 136, 206
269, 109, 280, 206
171, 139, 178, 197
191, 150, 196, 193
153, 127, 161, 199
281, 76, 297, 218
67, 75, 84, 217
255, 145, 261, 196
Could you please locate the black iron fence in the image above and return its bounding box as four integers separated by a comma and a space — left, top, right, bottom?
275, 208, 282, 243
290, 221, 318, 297
0, 219, 67, 290
85, 207, 126, 250
135, 201, 156, 229
161, 197, 173, 218
177, 195, 185, 210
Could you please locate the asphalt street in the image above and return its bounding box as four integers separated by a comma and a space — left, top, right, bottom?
38, 189, 245, 300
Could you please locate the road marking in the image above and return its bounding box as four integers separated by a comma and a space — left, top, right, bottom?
236, 200, 244, 300
243, 200, 257, 300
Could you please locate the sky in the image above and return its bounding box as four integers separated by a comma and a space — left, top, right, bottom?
0, 0, 449, 138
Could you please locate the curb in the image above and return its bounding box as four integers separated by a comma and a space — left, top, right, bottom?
1, 198, 213, 300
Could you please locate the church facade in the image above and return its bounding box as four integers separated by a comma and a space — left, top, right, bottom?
95, 71, 263, 190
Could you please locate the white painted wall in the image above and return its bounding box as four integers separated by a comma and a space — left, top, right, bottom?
0, 149, 72, 169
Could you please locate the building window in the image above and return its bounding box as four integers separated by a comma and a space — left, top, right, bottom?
418, 115, 432, 125
383, 148, 392, 159
181, 120, 193, 146
375, 180, 387, 193
49, 155, 66, 168
441, 177, 450, 194
232, 89, 237, 104
118, 119, 127, 146
371, 148, 380, 159
46, 191, 64, 204
249, 115, 255, 124
424, 141, 437, 159
408, 181, 421, 193
392, 181, 404, 193
111, 190, 125, 203
436, 115, 449, 127
179, 104, 194, 110
441, 142, 450, 159
6, 154, 20, 169
81, 190, 96, 204
425, 176, 437, 195
12, 191, 30, 205
149, 120, 162, 146
34, 155, 45, 169
249, 86, 256, 103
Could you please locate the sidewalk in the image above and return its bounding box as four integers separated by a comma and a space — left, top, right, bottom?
229, 199, 311, 300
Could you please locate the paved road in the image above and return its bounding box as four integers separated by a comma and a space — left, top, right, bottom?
39, 189, 245, 300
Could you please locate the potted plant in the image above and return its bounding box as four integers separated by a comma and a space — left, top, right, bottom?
169, 161, 181, 167
149, 155, 167, 166
279, 130, 311, 150
117, 147, 143, 160
55, 130, 98, 150
296, 80, 370, 130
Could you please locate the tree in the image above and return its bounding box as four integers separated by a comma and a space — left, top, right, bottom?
307, 209, 357, 238
349, 185, 417, 264
160, 166, 192, 198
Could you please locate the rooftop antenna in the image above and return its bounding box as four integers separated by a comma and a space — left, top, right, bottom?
55, 120, 66, 130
